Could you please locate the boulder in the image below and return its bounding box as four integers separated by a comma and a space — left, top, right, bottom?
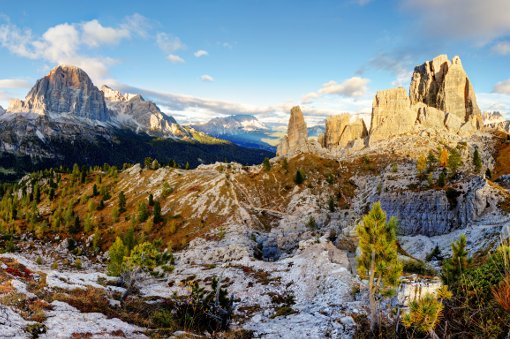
369, 88, 417, 144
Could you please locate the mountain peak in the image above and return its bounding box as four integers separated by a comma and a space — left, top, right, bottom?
7, 64, 110, 121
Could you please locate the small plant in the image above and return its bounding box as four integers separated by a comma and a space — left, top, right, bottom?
306, 216, 317, 230
263, 157, 271, 172
294, 169, 305, 185
328, 196, 336, 212
492, 275, 510, 312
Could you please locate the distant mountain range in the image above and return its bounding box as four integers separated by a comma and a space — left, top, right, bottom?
191, 115, 325, 151
0, 65, 273, 180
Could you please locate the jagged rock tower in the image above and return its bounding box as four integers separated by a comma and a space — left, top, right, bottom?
277, 106, 308, 156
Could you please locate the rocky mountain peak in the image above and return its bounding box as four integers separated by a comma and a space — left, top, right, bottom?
100, 85, 187, 138
277, 106, 309, 156
410, 54, 481, 123
7, 64, 110, 121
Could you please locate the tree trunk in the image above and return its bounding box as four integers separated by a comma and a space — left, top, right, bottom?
369, 249, 377, 332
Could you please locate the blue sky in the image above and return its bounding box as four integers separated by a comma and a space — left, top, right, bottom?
1, 0, 510, 125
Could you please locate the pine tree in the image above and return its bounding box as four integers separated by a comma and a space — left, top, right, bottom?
356, 202, 402, 331
437, 171, 446, 187
294, 169, 305, 185
416, 154, 427, 177
92, 184, 99, 197
153, 201, 163, 225
148, 194, 154, 207
124, 225, 136, 253
138, 202, 149, 223
107, 237, 127, 276
328, 196, 336, 212
402, 286, 452, 339
447, 148, 462, 175
427, 150, 437, 171
185, 162, 190, 170
442, 234, 471, 285
263, 157, 271, 172
118, 191, 126, 213
473, 148, 482, 173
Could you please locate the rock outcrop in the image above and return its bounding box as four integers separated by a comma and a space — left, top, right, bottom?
102, 85, 188, 137
323, 114, 368, 148
324, 114, 350, 147
410, 55, 481, 124
369, 88, 416, 144
7, 65, 110, 121
277, 106, 308, 156
0, 105, 4, 115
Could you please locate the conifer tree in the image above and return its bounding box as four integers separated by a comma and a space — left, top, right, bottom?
185, 162, 190, 170
442, 234, 471, 285
138, 202, 149, 223
124, 225, 136, 253
416, 154, 427, 177
107, 237, 127, 276
402, 286, 452, 339
118, 191, 126, 213
294, 169, 305, 185
153, 200, 162, 225
473, 148, 482, 174
447, 148, 462, 175
263, 157, 271, 172
356, 202, 402, 331
427, 150, 437, 171
148, 194, 154, 206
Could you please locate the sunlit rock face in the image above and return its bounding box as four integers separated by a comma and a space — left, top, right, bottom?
8, 65, 110, 121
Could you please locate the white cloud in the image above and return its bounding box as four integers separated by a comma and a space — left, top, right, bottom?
494, 79, 510, 94
0, 79, 31, 88
303, 76, 370, 102
401, 0, 510, 44
156, 32, 185, 53
167, 54, 185, 63
478, 92, 510, 118
194, 49, 208, 57
0, 14, 148, 81
200, 74, 214, 82
492, 41, 510, 55
81, 20, 130, 47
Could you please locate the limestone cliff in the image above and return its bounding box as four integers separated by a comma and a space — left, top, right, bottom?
410, 55, 481, 124
277, 106, 308, 156
7, 65, 110, 121
324, 114, 367, 148
369, 88, 416, 144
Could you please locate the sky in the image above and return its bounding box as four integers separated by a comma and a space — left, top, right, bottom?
1, 0, 510, 126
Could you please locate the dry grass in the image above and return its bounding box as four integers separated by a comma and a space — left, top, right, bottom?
492, 275, 510, 311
